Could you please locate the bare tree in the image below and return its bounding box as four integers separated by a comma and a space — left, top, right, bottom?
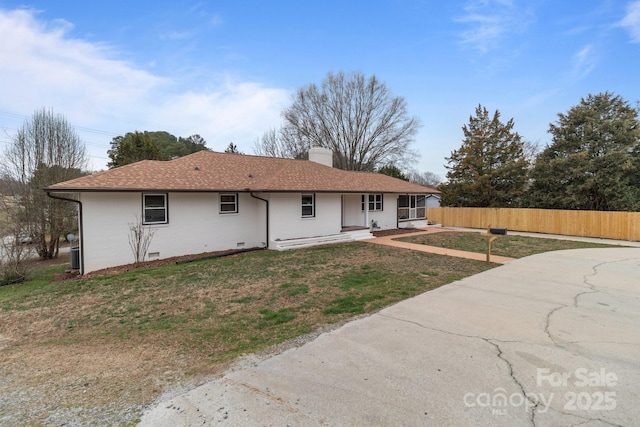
0, 195, 35, 284
0, 226, 35, 285
254, 127, 307, 159
254, 71, 421, 171
522, 140, 540, 165
128, 215, 156, 266
407, 171, 442, 188
2, 108, 87, 259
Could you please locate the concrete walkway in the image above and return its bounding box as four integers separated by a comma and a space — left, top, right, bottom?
367, 228, 516, 263
139, 247, 640, 426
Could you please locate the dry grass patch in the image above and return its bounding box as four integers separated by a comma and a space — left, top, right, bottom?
0, 242, 494, 425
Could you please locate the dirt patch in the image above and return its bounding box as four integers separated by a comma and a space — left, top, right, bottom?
82, 248, 255, 279
0, 334, 13, 351
0, 338, 221, 425
52, 271, 81, 281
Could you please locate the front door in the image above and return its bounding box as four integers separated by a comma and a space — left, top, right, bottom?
342, 194, 366, 227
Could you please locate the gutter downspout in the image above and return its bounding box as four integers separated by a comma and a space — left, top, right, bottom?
46, 192, 84, 275
250, 192, 269, 248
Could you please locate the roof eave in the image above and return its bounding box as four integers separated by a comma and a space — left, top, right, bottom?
45, 185, 439, 194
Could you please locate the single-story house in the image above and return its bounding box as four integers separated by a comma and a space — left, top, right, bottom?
45, 148, 439, 274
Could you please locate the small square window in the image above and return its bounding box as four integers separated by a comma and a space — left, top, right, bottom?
143, 194, 167, 224
220, 193, 238, 214
361, 194, 383, 212
302, 194, 315, 218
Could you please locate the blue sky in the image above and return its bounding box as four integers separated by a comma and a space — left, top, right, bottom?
0, 1, 639, 179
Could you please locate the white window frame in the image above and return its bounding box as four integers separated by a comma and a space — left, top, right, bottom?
219, 193, 238, 214
301, 194, 315, 218
143, 193, 168, 224
361, 194, 383, 212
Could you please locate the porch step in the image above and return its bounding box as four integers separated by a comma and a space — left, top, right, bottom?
273, 233, 354, 250
343, 228, 375, 241
399, 220, 430, 229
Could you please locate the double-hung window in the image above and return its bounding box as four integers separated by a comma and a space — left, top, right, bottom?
301, 194, 315, 218
143, 194, 168, 224
361, 194, 383, 212
220, 193, 238, 214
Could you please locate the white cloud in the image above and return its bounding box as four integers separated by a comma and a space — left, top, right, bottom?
151, 81, 289, 152
572, 44, 596, 78
455, 0, 533, 53
209, 13, 224, 28
0, 8, 289, 169
160, 30, 196, 41
620, 0, 640, 42
0, 9, 164, 116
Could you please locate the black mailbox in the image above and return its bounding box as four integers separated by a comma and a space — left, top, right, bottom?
489, 228, 507, 235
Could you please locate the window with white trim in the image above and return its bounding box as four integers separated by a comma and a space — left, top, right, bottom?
301, 194, 315, 218
143, 194, 168, 224
219, 193, 238, 214
361, 194, 383, 212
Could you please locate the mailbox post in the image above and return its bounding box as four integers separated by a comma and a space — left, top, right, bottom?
481, 226, 507, 262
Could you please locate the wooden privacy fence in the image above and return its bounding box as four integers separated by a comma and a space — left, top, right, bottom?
428, 207, 640, 241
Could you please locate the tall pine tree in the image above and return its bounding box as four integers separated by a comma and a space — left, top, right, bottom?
441, 105, 529, 207
526, 92, 640, 211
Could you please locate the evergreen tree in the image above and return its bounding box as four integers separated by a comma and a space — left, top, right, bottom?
107, 132, 209, 168
526, 92, 640, 211
440, 105, 529, 207
378, 164, 409, 181
224, 142, 243, 154
150, 132, 208, 158
177, 134, 208, 157
107, 131, 163, 168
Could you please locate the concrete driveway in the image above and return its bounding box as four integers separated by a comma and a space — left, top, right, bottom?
139, 247, 640, 426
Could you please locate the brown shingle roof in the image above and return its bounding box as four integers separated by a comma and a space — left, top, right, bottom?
46, 151, 439, 194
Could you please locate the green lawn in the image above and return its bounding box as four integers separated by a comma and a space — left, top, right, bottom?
0, 242, 494, 425
1, 243, 495, 359
396, 231, 620, 258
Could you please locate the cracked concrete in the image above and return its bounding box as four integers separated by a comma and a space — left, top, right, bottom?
139, 248, 640, 426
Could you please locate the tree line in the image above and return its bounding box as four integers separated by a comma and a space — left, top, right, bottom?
1, 72, 639, 284
441, 92, 640, 212
106, 131, 209, 168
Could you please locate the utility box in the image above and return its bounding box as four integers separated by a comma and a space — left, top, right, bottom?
70, 247, 80, 270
